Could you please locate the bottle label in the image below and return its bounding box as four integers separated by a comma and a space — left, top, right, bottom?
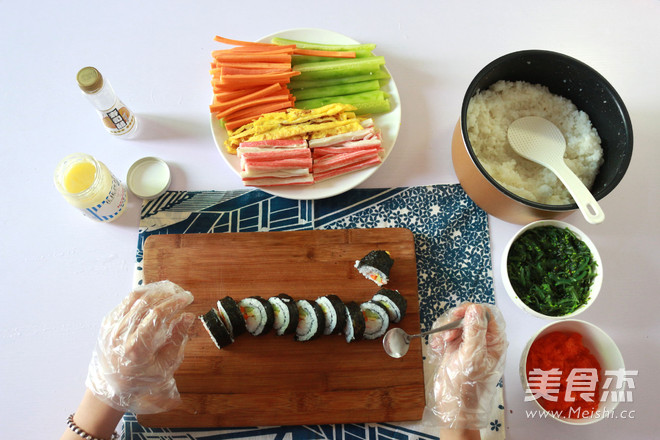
100, 99, 136, 136
81, 174, 127, 222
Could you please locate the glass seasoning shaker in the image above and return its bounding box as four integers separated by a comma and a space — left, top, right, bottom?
76, 66, 138, 137
54, 153, 127, 222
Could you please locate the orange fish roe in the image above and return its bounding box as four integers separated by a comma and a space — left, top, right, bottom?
526, 331, 602, 418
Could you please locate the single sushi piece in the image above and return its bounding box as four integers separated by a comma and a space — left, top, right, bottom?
344, 301, 366, 343
238, 296, 275, 336
295, 299, 326, 342
360, 301, 390, 340
199, 309, 233, 349
372, 288, 407, 323
217, 296, 247, 338
354, 250, 394, 286
268, 293, 299, 336
315, 294, 347, 335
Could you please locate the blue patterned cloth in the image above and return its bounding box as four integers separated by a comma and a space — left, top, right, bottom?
125, 184, 505, 440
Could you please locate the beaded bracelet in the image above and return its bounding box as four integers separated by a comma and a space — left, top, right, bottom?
66, 414, 119, 440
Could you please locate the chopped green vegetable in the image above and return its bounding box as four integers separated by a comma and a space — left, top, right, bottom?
295, 90, 391, 115
292, 79, 380, 101
507, 226, 597, 316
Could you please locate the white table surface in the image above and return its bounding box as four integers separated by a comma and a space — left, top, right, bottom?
1, 1, 658, 438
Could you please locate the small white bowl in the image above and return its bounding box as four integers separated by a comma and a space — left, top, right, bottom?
519, 319, 625, 425
502, 220, 603, 320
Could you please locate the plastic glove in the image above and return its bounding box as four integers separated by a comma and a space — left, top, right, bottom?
86, 280, 195, 414
425, 302, 507, 430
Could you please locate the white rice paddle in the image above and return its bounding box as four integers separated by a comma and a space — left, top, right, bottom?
507, 116, 605, 224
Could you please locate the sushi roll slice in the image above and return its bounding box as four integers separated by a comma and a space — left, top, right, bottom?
295, 299, 326, 342
268, 293, 299, 336
372, 288, 407, 323
217, 296, 247, 338
360, 301, 390, 340
238, 296, 275, 336
315, 294, 347, 335
199, 309, 233, 349
354, 250, 394, 286
344, 301, 366, 343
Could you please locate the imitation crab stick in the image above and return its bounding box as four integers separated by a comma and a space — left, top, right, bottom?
314, 156, 382, 182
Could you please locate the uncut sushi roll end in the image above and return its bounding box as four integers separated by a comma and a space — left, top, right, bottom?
355, 250, 394, 286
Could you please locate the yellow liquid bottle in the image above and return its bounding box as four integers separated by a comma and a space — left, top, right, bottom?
54, 153, 127, 222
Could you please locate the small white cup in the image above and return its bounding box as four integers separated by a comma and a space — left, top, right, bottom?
519, 319, 625, 425
502, 219, 603, 320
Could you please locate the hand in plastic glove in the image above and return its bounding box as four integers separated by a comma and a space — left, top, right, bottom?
86, 280, 195, 414
426, 302, 507, 430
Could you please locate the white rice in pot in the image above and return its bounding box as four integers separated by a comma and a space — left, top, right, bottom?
466, 80, 603, 205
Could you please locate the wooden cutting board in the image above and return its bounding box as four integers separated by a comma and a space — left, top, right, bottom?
138, 228, 425, 428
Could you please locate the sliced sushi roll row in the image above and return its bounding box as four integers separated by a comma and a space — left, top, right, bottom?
200, 288, 408, 348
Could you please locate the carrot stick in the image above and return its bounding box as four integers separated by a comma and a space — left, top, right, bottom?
213, 71, 300, 87
293, 48, 356, 58
228, 45, 295, 54
223, 102, 295, 130
212, 86, 264, 100
212, 61, 291, 70
215, 94, 292, 120
214, 35, 276, 47
213, 80, 291, 92
225, 98, 294, 122
218, 66, 291, 76
212, 52, 291, 63
210, 83, 283, 113
210, 66, 292, 77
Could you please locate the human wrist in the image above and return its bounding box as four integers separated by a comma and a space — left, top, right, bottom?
439, 428, 481, 440
62, 389, 125, 440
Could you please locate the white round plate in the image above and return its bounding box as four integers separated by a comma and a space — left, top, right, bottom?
210, 28, 401, 200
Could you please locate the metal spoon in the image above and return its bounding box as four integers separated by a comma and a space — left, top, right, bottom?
507, 116, 605, 224
382, 318, 464, 358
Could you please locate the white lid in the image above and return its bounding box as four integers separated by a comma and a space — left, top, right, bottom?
127, 157, 171, 199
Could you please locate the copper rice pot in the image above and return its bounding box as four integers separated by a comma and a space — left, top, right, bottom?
452, 50, 633, 224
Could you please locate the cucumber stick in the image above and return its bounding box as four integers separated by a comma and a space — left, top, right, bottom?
292, 80, 381, 101
291, 50, 374, 65
295, 57, 386, 80
296, 91, 391, 116
288, 70, 390, 90
271, 37, 376, 53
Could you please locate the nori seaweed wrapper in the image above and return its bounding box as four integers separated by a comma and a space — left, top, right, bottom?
217, 296, 247, 338
357, 250, 394, 274
317, 294, 347, 335
270, 293, 299, 336
344, 301, 366, 342
295, 299, 326, 342
372, 288, 407, 322
200, 309, 234, 349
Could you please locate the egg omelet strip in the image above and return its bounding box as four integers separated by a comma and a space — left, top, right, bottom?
224, 103, 364, 154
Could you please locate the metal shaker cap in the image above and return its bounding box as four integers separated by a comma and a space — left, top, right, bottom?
77, 66, 104, 93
